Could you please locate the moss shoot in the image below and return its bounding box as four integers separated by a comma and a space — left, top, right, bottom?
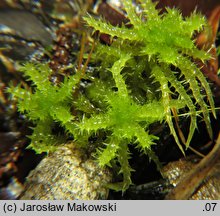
7, 0, 216, 191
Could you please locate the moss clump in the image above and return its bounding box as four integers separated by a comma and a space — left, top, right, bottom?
7, 63, 81, 153
7, 0, 216, 191
84, 0, 215, 152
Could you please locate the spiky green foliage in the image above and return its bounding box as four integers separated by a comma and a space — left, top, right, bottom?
84, 0, 216, 151
7, 63, 81, 153
8, 60, 165, 191
7, 0, 216, 192
77, 54, 164, 190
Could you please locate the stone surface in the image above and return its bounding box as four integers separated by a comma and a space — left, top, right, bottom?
19, 144, 112, 200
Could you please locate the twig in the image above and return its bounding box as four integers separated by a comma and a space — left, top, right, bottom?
165, 132, 220, 200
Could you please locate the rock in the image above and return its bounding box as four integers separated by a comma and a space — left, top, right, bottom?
19, 143, 112, 200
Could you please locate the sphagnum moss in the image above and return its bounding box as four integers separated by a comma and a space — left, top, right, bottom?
8, 0, 216, 192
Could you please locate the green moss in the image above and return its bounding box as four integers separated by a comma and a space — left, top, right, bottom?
7, 0, 216, 191
84, 0, 215, 151
7, 63, 81, 153
77, 55, 164, 190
